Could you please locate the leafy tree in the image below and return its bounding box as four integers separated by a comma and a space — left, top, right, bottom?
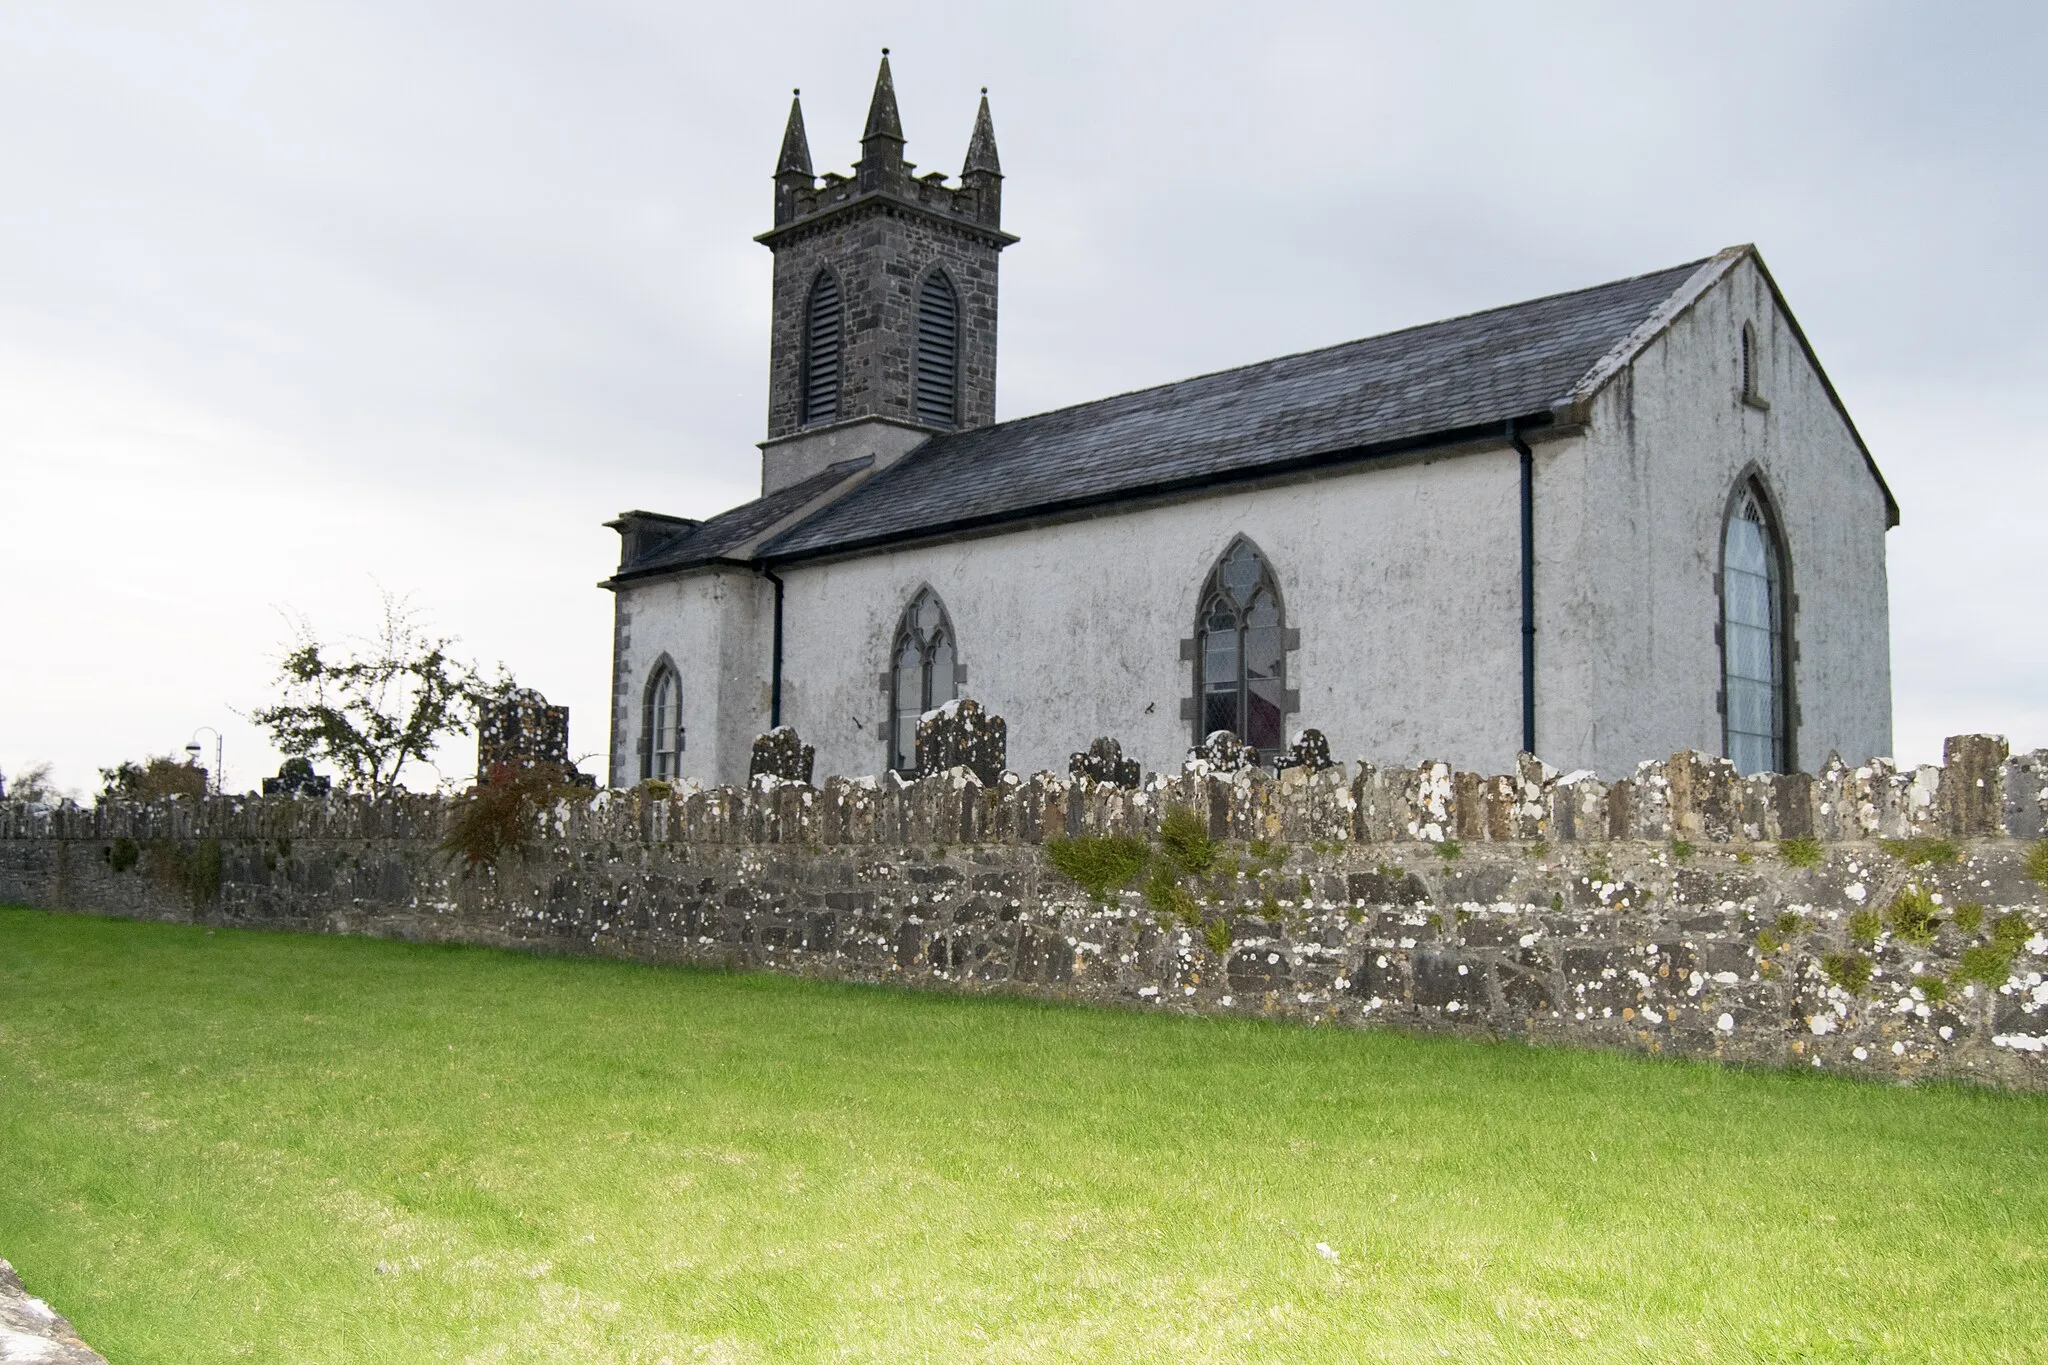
100, 757, 207, 801
249, 593, 512, 798
2, 761, 60, 804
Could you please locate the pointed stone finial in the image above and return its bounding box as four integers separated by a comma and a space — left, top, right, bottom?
863, 49, 904, 144
775, 90, 812, 178
962, 89, 1001, 177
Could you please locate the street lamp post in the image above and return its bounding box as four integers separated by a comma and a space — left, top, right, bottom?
187, 727, 223, 796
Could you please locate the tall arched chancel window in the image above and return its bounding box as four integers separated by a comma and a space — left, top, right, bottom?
914, 270, 959, 428
642, 661, 683, 780
1722, 481, 1790, 775
802, 269, 843, 427
890, 589, 958, 773
1196, 539, 1287, 756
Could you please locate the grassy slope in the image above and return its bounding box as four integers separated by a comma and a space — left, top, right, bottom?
2, 906, 2045, 1363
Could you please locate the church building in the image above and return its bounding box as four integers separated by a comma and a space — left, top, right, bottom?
602, 54, 1897, 789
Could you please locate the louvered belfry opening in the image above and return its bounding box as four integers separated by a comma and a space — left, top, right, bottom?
802, 271, 843, 426
915, 271, 959, 427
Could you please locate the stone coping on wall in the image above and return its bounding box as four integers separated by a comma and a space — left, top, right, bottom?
5, 734, 2042, 849
0, 1259, 108, 1364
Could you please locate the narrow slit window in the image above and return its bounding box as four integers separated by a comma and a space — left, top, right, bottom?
802, 270, 843, 426
888, 588, 960, 773
1722, 483, 1789, 775
914, 271, 959, 428
1194, 539, 1288, 756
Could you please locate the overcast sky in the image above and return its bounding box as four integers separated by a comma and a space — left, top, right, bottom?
4, 0, 2043, 797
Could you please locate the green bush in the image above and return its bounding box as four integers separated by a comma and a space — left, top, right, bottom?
1045, 836, 1149, 903
1203, 918, 1234, 957
2027, 840, 2048, 885
1671, 839, 1696, 861
1437, 839, 1462, 862
1880, 837, 1960, 867
106, 837, 139, 873
1885, 886, 1941, 943
1822, 952, 1873, 995
1143, 862, 1201, 928
1779, 837, 1824, 869
1158, 806, 1216, 876
1951, 902, 1984, 934
1774, 911, 1806, 935
1957, 944, 2015, 987
1847, 910, 1881, 945
1990, 913, 2033, 951
1912, 975, 1949, 1003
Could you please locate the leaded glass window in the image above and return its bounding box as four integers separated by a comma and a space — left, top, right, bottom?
1196, 539, 1287, 755
890, 589, 959, 773
643, 663, 682, 780
1723, 484, 1788, 775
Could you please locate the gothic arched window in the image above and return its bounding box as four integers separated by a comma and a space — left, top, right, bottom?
641, 659, 683, 780
1722, 480, 1791, 775
914, 270, 959, 428
802, 269, 844, 427
1195, 538, 1287, 755
889, 588, 959, 772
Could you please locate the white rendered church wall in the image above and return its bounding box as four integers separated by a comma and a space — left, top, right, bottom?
774, 450, 1528, 784
610, 569, 772, 787
1553, 254, 1893, 776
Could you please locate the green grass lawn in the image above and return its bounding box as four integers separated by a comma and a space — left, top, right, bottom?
3, 906, 2046, 1363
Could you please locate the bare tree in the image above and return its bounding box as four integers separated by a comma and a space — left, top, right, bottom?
2, 761, 59, 804
249, 591, 512, 798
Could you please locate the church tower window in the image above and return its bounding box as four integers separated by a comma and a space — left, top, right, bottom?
802, 269, 844, 427
1722, 480, 1791, 774
889, 588, 958, 773
642, 660, 683, 780
1195, 538, 1287, 757
914, 270, 960, 427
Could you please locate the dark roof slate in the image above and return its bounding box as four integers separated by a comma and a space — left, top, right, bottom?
621, 459, 870, 577
759, 258, 1709, 559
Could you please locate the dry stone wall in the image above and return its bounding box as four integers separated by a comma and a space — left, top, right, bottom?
5, 735, 2047, 1090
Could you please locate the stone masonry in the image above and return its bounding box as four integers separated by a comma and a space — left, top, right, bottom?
5, 735, 2046, 1091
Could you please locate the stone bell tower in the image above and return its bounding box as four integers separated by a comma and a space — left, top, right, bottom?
756, 52, 1016, 494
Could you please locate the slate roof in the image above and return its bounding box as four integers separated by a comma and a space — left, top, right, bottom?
617, 250, 1889, 579
621, 459, 870, 576
755, 258, 1711, 561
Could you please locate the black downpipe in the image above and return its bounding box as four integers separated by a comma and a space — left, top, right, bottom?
1507, 421, 1537, 756
760, 566, 785, 728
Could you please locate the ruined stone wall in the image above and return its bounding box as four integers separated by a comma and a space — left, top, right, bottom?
5, 737, 2046, 1090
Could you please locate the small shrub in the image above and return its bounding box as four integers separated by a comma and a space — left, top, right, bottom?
1847, 910, 1881, 945
1951, 902, 1984, 934
1736, 849, 1754, 865
1549, 892, 1564, 912
1046, 836, 1149, 903
1203, 917, 1234, 957
1671, 839, 1696, 861
441, 764, 586, 872
1822, 952, 1873, 995
1779, 837, 1823, 869
1247, 837, 1288, 869
1957, 944, 2015, 987
106, 837, 139, 873
1775, 911, 1805, 935
1143, 863, 1201, 928
1298, 874, 1314, 902
1437, 840, 1463, 862
1885, 886, 1941, 943
1158, 806, 1217, 876
2028, 840, 2048, 885
1757, 928, 1781, 955
1528, 841, 1550, 859
1912, 975, 1949, 1003
1880, 837, 1960, 867
1261, 888, 1284, 921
